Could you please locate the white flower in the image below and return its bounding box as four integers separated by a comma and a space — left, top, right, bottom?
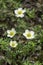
23, 30, 35, 39
14, 8, 26, 18
7, 28, 16, 38
10, 40, 18, 48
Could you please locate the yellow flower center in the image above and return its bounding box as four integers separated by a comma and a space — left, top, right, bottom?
18, 10, 22, 14
26, 33, 31, 37
10, 31, 14, 36
12, 43, 15, 47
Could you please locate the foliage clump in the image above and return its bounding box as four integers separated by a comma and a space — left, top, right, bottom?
0, 0, 43, 65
